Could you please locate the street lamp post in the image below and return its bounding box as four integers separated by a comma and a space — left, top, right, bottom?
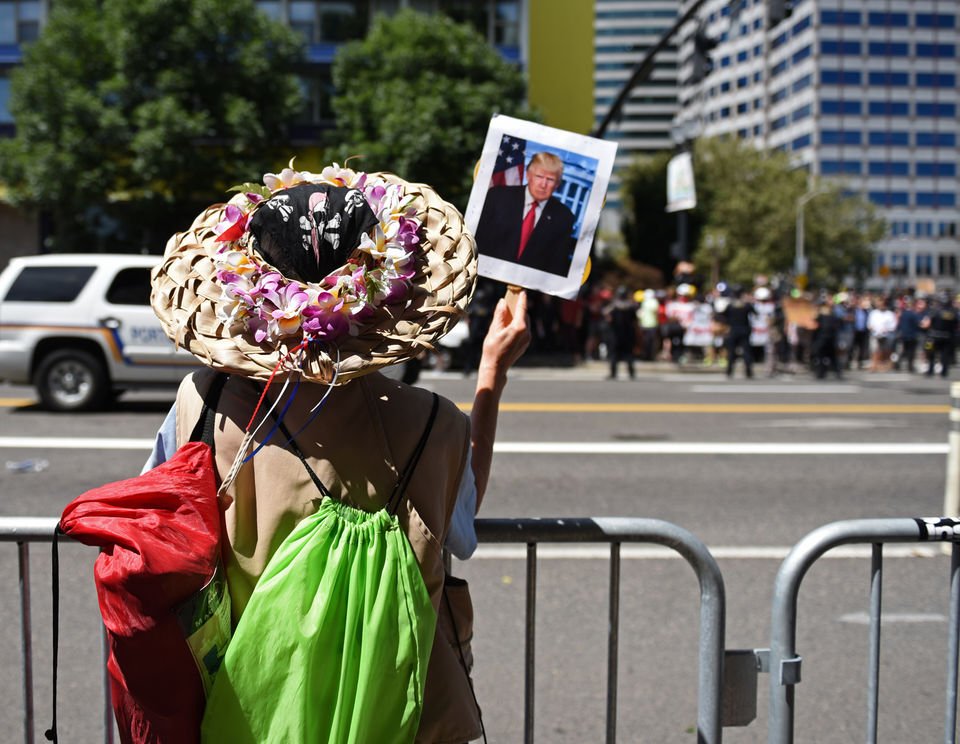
795, 189, 825, 281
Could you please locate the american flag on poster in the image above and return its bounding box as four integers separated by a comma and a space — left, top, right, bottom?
490, 135, 526, 187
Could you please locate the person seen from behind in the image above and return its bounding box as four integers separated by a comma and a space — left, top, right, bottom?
717, 286, 756, 378
922, 293, 958, 378
144, 160, 531, 743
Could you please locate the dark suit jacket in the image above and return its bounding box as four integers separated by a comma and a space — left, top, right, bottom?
474, 185, 576, 277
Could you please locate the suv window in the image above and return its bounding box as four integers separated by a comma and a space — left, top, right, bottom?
3, 265, 96, 302
106, 267, 152, 305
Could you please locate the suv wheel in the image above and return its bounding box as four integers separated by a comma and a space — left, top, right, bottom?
34, 349, 110, 412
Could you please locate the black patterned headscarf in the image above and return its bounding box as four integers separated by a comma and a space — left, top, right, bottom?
247, 183, 379, 283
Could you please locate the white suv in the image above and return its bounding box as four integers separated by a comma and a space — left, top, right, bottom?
0, 254, 199, 411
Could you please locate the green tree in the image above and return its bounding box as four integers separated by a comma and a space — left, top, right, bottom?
620, 150, 698, 280
621, 136, 885, 289
692, 136, 884, 288
0, 0, 305, 253
330, 9, 535, 209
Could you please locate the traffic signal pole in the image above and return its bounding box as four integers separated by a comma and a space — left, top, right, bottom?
592, 0, 711, 139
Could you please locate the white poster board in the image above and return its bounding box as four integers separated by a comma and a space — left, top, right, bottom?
666, 151, 697, 213
464, 115, 618, 299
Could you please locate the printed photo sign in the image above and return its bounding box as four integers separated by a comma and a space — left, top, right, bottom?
465, 115, 618, 299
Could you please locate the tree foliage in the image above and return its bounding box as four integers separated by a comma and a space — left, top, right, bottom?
620, 136, 886, 289
0, 0, 305, 252
330, 9, 535, 210
620, 150, 694, 280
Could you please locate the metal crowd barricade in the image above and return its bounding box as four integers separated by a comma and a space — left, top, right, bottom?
765, 517, 960, 744
475, 517, 727, 744
3, 515, 727, 744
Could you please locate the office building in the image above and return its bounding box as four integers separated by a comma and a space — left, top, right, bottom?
593, 0, 683, 213
674, 0, 959, 288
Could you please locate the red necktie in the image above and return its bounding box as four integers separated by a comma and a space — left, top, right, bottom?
517, 203, 537, 260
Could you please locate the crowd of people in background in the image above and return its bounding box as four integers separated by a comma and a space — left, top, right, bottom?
451, 278, 960, 382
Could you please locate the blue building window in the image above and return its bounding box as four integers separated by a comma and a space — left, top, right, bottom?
792, 104, 811, 121
916, 13, 956, 29
792, 134, 811, 150
821, 10, 861, 25
792, 45, 812, 64
916, 72, 956, 87
792, 15, 812, 34
792, 74, 812, 92
822, 69, 861, 85
868, 41, 909, 56
821, 40, 862, 55
771, 60, 788, 76
868, 71, 909, 86
737, 50, 749, 62
917, 102, 957, 117
868, 192, 909, 207
822, 100, 863, 115
917, 43, 956, 58
868, 12, 908, 27
917, 132, 956, 147
868, 161, 909, 176
868, 101, 909, 116
0, 75, 11, 123
916, 162, 957, 178
868, 130, 909, 146
917, 192, 957, 208
822, 130, 862, 145
822, 160, 862, 175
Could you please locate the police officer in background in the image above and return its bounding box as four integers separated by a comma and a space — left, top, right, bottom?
922, 293, 958, 378
810, 300, 842, 380
718, 286, 756, 379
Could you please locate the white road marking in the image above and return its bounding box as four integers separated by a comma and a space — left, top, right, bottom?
0, 437, 155, 449
493, 442, 947, 455
692, 384, 856, 394
838, 612, 947, 624
746, 418, 903, 430
0, 438, 948, 455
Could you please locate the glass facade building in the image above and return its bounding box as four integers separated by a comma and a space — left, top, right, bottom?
594, 0, 682, 210
674, 0, 960, 287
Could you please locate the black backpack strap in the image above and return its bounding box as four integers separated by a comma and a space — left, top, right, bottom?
277, 392, 439, 515
386, 393, 439, 515
276, 417, 335, 501
188, 372, 230, 448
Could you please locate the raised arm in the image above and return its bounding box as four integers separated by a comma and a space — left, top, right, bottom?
470, 289, 531, 509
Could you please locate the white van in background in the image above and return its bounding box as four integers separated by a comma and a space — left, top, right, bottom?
0, 254, 199, 411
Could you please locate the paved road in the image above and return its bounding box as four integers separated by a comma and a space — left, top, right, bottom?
1, 364, 958, 742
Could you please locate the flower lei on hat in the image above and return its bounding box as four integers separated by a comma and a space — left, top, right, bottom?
211, 159, 421, 348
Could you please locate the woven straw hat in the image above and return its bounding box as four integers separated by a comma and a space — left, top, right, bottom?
151, 166, 477, 384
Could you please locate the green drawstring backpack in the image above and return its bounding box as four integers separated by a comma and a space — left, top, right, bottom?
201, 394, 440, 744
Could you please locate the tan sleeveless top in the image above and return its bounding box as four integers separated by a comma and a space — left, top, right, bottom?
176, 369, 482, 742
